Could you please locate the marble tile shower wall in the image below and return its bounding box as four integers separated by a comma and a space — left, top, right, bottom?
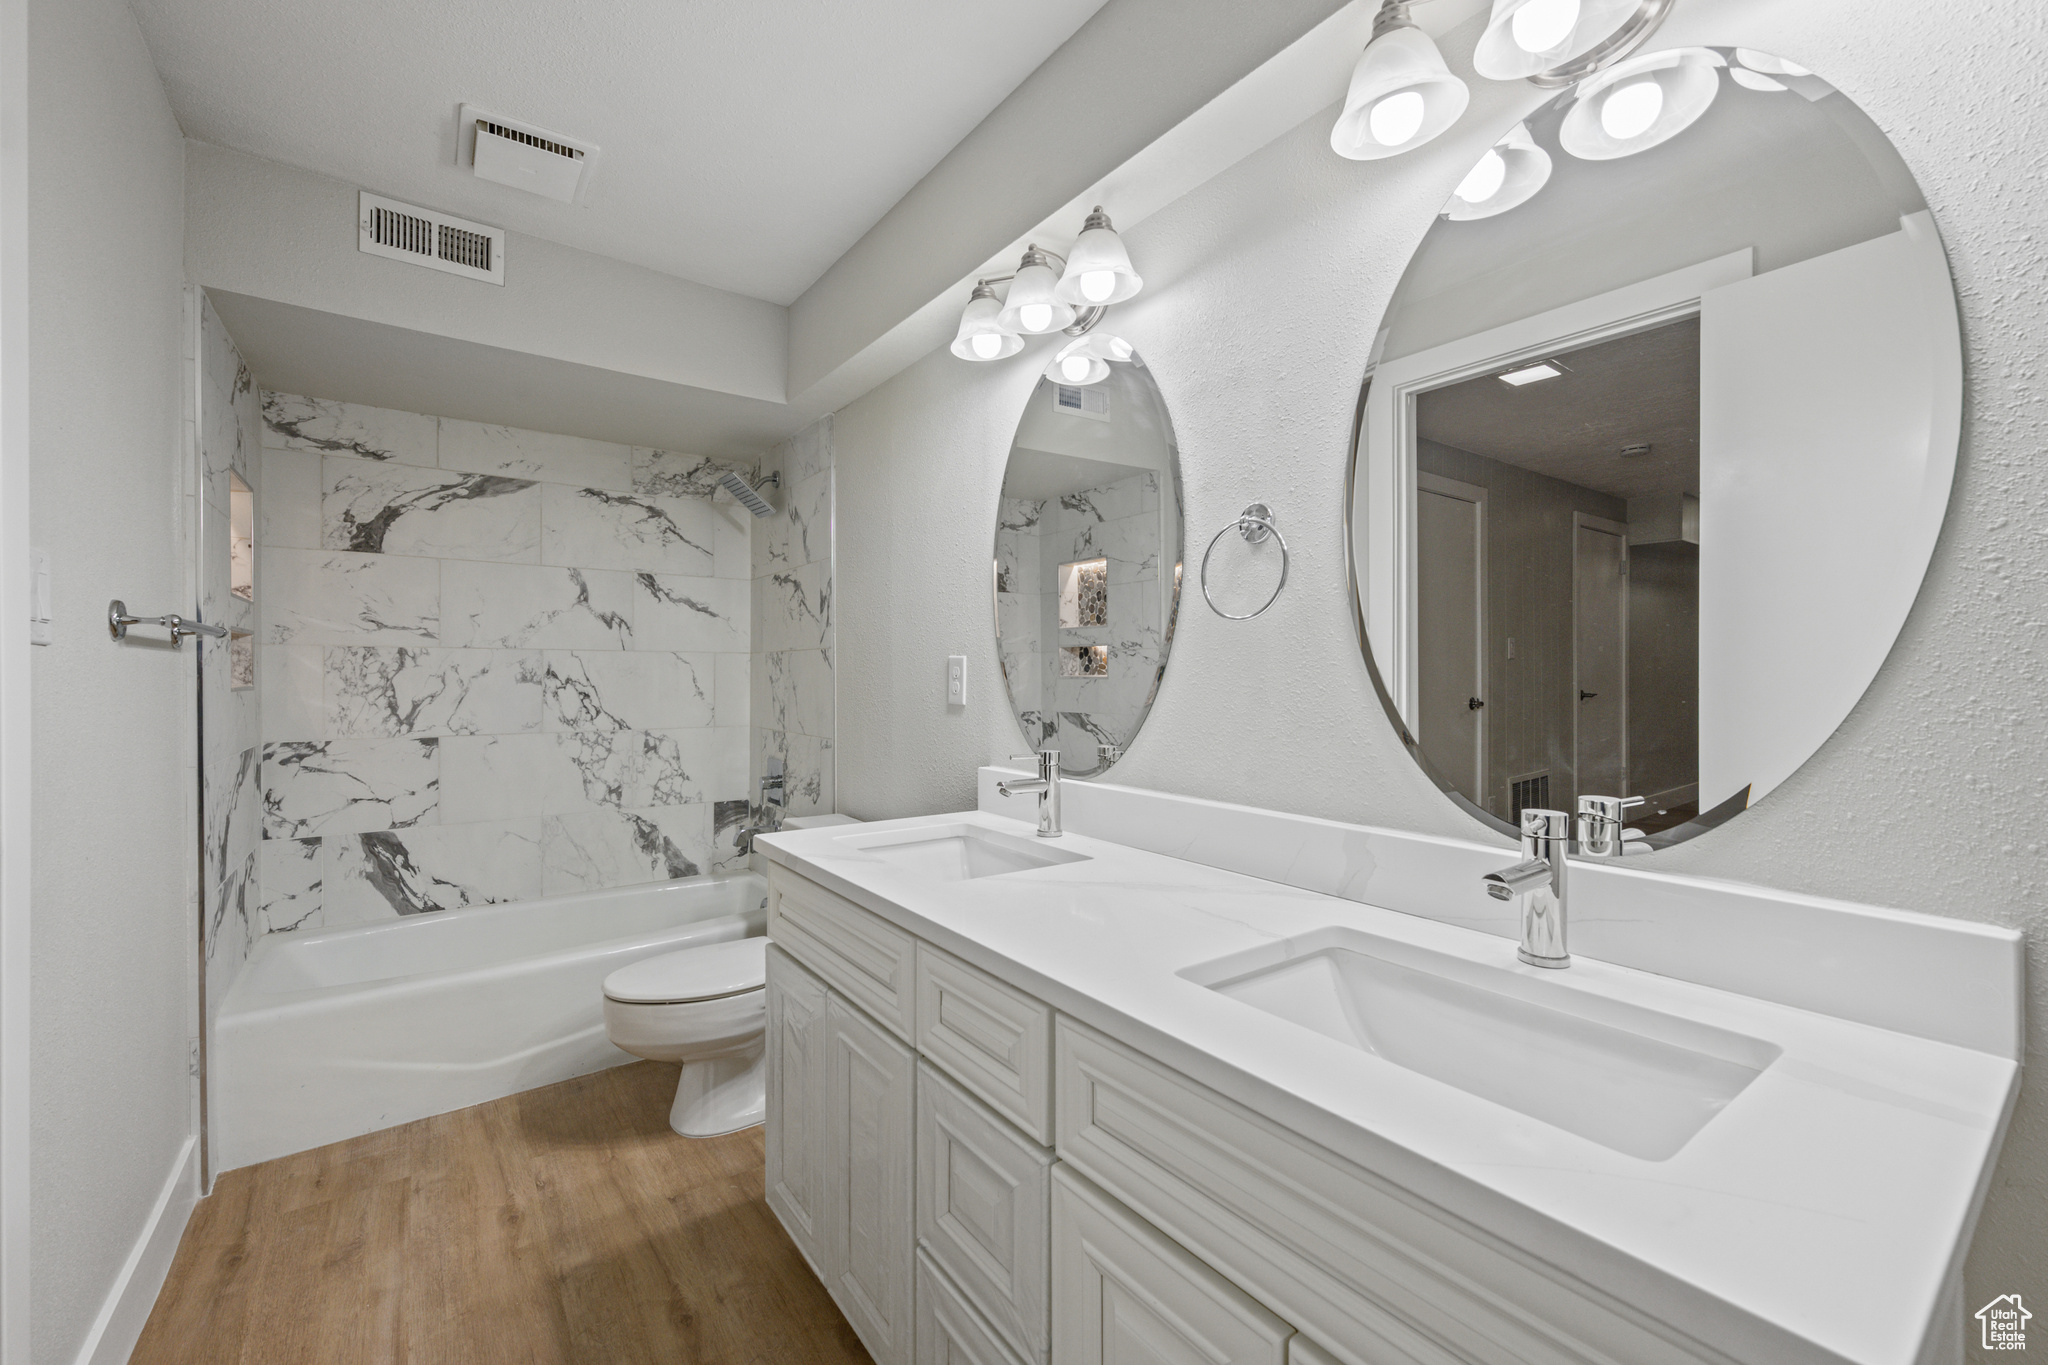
751, 417, 834, 821
197, 295, 263, 1016
256, 392, 760, 933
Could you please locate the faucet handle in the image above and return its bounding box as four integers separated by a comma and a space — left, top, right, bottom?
1575, 794, 1643, 857
1577, 794, 1643, 821
1519, 808, 1571, 839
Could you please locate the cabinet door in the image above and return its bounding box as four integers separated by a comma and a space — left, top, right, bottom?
825, 992, 917, 1365
916, 942, 1056, 1143
1052, 1165, 1292, 1365
766, 945, 830, 1277
917, 1060, 1053, 1362
919, 1249, 1031, 1365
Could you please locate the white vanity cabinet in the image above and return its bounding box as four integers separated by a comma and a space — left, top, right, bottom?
1052, 1165, 1294, 1365
764, 932, 917, 1365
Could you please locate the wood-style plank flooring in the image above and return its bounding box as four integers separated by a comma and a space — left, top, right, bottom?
132, 1061, 872, 1365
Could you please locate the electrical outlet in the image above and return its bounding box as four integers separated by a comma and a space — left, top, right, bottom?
947, 655, 967, 706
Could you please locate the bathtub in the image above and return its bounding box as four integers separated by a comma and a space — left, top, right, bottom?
213, 872, 767, 1172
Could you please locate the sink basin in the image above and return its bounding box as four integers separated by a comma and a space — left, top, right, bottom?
1183, 929, 1779, 1160
839, 823, 1092, 883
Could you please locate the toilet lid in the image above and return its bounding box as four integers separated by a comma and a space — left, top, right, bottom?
603, 937, 767, 1004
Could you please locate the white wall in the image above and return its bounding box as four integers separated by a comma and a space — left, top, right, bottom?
27, 0, 195, 1360
184, 141, 789, 405
831, 0, 2048, 1332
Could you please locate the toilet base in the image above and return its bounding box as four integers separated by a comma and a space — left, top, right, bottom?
670, 1044, 766, 1138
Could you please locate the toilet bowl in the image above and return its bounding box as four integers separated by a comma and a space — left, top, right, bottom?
602, 936, 768, 1138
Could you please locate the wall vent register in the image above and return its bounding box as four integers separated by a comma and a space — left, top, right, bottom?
357, 192, 506, 285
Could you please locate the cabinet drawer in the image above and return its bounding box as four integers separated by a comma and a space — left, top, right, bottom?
1052, 1164, 1292, 1365
918, 1249, 1030, 1365
1055, 1018, 1722, 1365
915, 941, 1055, 1143
770, 863, 917, 1041
917, 1061, 1053, 1363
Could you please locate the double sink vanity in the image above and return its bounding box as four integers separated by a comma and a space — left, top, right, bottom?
757, 775, 2020, 1365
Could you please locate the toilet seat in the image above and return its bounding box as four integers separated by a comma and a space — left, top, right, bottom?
603, 936, 766, 1005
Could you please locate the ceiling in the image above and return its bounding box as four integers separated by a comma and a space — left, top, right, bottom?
1417, 316, 1700, 503
128, 0, 1111, 305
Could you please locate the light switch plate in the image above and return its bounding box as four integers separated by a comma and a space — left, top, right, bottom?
947, 655, 966, 706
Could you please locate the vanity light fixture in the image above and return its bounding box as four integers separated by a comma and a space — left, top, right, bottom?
1474, 0, 1677, 87
1499, 360, 1566, 385
1443, 122, 1553, 220
995, 245, 1077, 336
952, 209, 1144, 369
1330, 1, 1470, 161
950, 280, 1025, 361
1558, 48, 1723, 161
1046, 331, 1135, 387
1054, 208, 1143, 307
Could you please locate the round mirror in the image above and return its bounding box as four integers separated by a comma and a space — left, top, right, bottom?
995, 357, 1184, 777
1349, 48, 1960, 849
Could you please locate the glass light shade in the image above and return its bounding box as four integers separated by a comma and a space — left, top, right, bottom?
1474, 0, 1655, 80
1728, 68, 1787, 93
996, 256, 1076, 335
1442, 123, 1553, 220
1330, 25, 1470, 161
1045, 332, 1133, 387
950, 289, 1023, 361
1054, 217, 1143, 307
1734, 49, 1809, 77
1558, 48, 1723, 162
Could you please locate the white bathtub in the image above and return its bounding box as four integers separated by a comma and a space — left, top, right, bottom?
213, 872, 767, 1172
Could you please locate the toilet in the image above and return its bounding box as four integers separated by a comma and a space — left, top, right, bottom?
602, 936, 769, 1138
602, 812, 862, 1137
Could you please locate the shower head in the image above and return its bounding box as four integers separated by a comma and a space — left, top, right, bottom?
718, 470, 777, 518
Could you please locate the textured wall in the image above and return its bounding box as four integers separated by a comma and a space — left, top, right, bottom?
255, 392, 759, 931
832, 0, 2048, 1339
26, 0, 194, 1358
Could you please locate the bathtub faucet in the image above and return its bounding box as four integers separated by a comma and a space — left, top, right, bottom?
736, 762, 786, 856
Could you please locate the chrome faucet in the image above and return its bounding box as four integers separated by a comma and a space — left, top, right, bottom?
1483, 808, 1572, 969
735, 761, 787, 856
997, 751, 1063, 838
1576, 794, 1645, 858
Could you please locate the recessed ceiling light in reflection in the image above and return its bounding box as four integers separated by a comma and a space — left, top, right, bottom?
1729, 68, 1787, 92
1443, 123, 1554, 221
1735, 49, 1809, 77
1499, 361, 1564, 386
1559, 48, 1724, 161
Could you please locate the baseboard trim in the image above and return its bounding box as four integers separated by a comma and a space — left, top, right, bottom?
69, 1135, 197, 1365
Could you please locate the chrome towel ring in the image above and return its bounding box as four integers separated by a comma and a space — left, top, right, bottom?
1199, 503, 1289, 621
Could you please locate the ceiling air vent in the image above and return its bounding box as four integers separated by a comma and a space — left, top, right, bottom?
357, 192, 505, 285
458, 103, 601, 205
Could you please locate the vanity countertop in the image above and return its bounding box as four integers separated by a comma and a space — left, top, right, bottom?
758, 809, 2018, 1365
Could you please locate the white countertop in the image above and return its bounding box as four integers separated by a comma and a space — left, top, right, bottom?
759, 808, 2018, 1365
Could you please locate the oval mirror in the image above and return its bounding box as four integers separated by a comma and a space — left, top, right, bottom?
1349, 48, 1960, 849
995, 358, 1184, 777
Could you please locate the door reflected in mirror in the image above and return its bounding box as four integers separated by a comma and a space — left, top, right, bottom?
1350, 48, 1961, 849
994, 360, 1183, 777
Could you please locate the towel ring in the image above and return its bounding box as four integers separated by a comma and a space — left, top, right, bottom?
1200, 503, 1289, 621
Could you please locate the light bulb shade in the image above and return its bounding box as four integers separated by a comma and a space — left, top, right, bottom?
1330, 26, 1470, 161
1473, 0, 1655, 81
950, 289, 1023, 361
1558, 48, 1722, 161
1045, 332, 1133, 387
1442, 122, 1553, 220
996, 257, 1076, 335
1054, 221, 1143, 306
